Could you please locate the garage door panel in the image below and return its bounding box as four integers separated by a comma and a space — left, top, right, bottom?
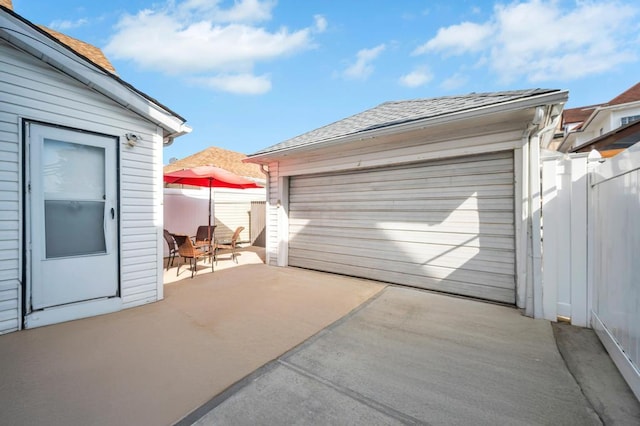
289, 239, 515, 275
290, 210, 515, 225
290, 185, 514, 203
289, 256, 515, 304
290, 174, 514, 195
290, 239, 515, 266
289, 155, 514, 190
289, 244, 515, 275
290, 197, 515, 213
288, 151, 516, 303
289, 226, 515, 251
289, 218, 515, 236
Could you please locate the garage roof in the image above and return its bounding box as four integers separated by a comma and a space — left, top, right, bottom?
249, 88, 562, 157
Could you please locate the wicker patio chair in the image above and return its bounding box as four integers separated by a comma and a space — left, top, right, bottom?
175, 234, 214, 278
163, 229, 179, 270
195, 225, 216, 246
215, 226, 244, 264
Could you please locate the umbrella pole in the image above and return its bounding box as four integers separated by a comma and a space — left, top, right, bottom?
208, 184, 212, 244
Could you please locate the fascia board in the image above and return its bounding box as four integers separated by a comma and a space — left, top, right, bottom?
247, 90, 569, 162
0, 13, 190, 136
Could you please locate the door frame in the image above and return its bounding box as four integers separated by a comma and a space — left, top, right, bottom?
22, 120, 122, 328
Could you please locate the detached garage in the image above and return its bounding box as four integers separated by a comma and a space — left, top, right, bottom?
246, 90, 568, 313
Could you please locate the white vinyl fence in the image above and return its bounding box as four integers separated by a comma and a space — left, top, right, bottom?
163, 187, 266, 256
589, 144, 640, 400
541, 144, 640, 400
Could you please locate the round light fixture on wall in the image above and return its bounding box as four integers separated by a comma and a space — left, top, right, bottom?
125, 133, 141, 147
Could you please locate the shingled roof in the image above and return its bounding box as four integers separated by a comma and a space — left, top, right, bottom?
38, 25, 116, 74
164, 147, 265, 180
607, 81, 640, 106
250, 88, 560, 156
1, 0, 116, 74
562, 82, 640, 129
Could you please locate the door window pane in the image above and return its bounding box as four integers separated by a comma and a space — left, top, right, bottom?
43, 139, 105, 198
42, 139, 107, 258
45, 201, 106, 258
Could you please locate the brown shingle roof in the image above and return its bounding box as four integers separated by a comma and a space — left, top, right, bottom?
608, 82, 640, 105
562, 82, 640, 130
562, 105, 600, 126
164, 147, 265, 180
2, 1, 116, 74
37, 25, 117, 74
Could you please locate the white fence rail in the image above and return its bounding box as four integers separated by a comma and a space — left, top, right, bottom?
541, 144, 640, 400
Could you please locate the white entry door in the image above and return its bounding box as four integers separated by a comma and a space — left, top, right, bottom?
29, 123, 118, 310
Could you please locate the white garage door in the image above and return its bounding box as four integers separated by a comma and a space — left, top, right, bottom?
288, 151, 515, 304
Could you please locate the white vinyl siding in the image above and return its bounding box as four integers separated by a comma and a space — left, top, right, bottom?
0, 39, 165, 331
288, 151, 516, 304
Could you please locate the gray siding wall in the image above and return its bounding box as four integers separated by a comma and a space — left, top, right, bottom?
0, 40, 165, 333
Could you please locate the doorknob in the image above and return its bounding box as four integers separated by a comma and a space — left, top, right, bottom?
111, 208, 115, 219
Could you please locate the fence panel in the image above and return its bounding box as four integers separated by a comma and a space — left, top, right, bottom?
590, 143, 640, 400
250, 201, 266, 247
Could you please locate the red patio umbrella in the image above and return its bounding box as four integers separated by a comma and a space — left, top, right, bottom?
163, 165, 262, 244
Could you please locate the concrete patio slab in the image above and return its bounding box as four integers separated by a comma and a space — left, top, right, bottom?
191, 286, 604, 425
0, 262, 385, 426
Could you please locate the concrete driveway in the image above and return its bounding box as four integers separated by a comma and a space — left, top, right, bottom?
187, 286, 604, 425
2, 251, 638, 425
0, 260, 384, 426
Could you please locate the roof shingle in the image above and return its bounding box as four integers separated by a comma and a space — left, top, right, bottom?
163, 147, 265, 180
37, 26, 117, 74
250, 88, 560, 156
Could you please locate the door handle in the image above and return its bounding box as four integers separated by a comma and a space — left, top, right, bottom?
111, 208, 115, 219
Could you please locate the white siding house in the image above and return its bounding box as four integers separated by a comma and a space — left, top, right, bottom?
246, 90, 568, 315
0, 7, 190, 333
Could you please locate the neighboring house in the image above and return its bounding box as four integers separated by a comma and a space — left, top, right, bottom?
164, 146, 265, 181
556, 82, 640, 155
571, 119, 640, 156
163, 147, 266, 246
0, 4, 190, 333
246, 89, 567, 317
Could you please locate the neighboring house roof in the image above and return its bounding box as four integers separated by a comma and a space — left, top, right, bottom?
562, 83, 640, 131
37, 25, 117, 74
571, 119, 640, 156
562, 104, 601, 128
558, 81, 640, 152
249, 89, 564, 158
0, 5, 191, 142
608, 81, 640, 105
164, 147, 265, 180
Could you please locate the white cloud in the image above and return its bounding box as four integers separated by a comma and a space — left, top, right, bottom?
314, 15, 327, 33
178, 0, 275, 23
414, 0, 639, 83
49, 18, 89, 31
413, 21, 492, 55
191, 73, 271, 94
343, 44, 386, 80
104, 0, 319, 94
399, 67, 433, 87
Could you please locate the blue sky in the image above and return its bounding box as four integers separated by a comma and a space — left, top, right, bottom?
11, 0, 640, 162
